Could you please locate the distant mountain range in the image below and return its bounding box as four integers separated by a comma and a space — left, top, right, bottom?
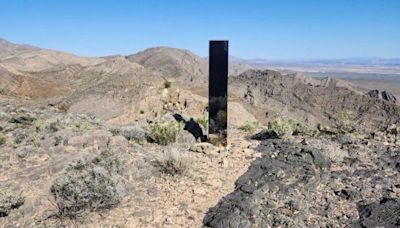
231, 56, 400, 66
229, 56, 400, 74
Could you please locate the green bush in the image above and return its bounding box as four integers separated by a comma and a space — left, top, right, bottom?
0, 189, 24, 217
238, 122, 258, 133
149, 121, 182, 146
51, 150, 126, 218
154, 150, 192, 176
164, 80, 172, 89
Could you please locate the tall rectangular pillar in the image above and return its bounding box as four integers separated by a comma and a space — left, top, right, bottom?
209, 40, 228, 146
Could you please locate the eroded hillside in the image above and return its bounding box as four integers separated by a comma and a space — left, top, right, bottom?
1, 38, 400, 227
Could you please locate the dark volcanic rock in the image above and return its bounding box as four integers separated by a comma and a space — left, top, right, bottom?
204, 136, 400, 227
250, 129, 279, 140
349, 198, 400, 228
204, 139, 328, 227
367, 89, 398, 104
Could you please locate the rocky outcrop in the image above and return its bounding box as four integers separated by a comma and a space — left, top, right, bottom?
367, 89, 398, 104
350, 198, 400, 227
204, 134, 400, 227
230, 69, 400, 133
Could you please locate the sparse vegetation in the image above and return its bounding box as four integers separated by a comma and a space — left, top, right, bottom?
268, 118, 311, 138
33, 119, 46, 132
58, 103, 70, 113
196, 117, 208, 129
48, 120, 63, 132
109, 128, 120, 136
140, 110, 145, 114
164, 79, 172, 88
0, 189, 24, 217
110, 125, 147, 144
71, 121, 92, 132
149, 121, 182, 145
337, 110, 356, 133
316, 122, 335, 135
31, 132, 41, 147
14, 132, 28, 144
10, 114, 36, 125
268, 119, 294, 138
154, 149, 192, 176
0, 133, 6, 145
317, 122, 326, 132
238, 122, 258, 133
51, 150, 126, 218
54, 136, 63, 146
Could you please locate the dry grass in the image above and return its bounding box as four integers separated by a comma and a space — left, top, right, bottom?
154, 149, 192, 176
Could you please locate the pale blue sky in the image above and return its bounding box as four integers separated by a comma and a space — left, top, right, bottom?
0, 0, 399, 59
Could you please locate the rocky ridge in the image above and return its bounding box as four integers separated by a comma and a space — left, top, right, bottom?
1, 38, 400, 227
204, 129, 400, 227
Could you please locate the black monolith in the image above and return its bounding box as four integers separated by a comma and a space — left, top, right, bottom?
209, 40, 228, 145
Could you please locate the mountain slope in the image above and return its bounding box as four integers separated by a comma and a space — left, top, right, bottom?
0, 38, 105, 73
127, 47, 208, 85
230, 69, 400, 132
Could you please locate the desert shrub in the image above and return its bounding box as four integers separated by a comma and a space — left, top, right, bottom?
110, 126, 147, 145
238, 122, 258, 133
33, 119, 46, 132
51, 150, 126, 218
48, 120, 63, 132
154, 150, 191, 176
316, 122, 335, 135
149, 121, 182, 146
196, 117, 208, 129
268, 118, 310, 138
31, 132, 41, 147
0, 133, 6, 146
58, 103, 70, 113
139, 110, 145, 114
14, 132, 28, 144
292, 121, 311, 135
317, 122, 326, 132
164, 79, 172, 88
54, 136, 63, 146
71, 121, 92, 132
109, 128, 120, 136
0, 189, 24, 217
337, 110, 356, 133
9, 113, 36, 125
268, 119, 294, 138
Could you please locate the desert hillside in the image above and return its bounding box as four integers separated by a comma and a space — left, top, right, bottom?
0, 38, 399, 227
